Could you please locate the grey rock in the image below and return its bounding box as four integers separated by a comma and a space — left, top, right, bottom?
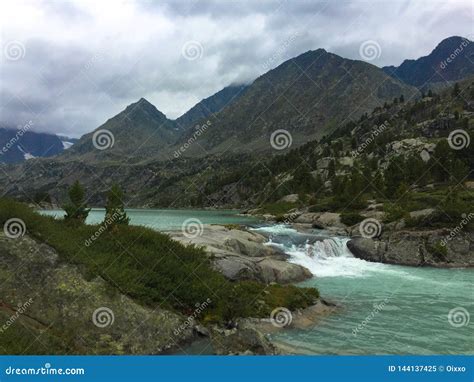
168, 225, 312, 284
348, 229, 474, 267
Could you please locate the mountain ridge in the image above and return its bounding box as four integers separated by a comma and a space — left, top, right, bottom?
383, 36, 474, 88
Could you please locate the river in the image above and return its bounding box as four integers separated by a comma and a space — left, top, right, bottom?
40, 209, 473, 354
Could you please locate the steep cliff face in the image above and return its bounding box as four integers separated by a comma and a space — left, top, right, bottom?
0, 233, 194, 354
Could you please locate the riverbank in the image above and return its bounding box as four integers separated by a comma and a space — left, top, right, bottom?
1, 200, 322, 355
243, 206, 474, 268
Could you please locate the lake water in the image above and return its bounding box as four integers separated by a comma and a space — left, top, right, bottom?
39, 208, 258, 231
39, 209, 473, 354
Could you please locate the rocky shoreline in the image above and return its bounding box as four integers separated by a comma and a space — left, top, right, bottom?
244, 208, 474, 268
1, 224, 334, 355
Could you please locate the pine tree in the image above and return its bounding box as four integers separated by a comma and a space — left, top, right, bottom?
104, 184, 130, 228
63, 181, 90, 224
452, 83, 460, 98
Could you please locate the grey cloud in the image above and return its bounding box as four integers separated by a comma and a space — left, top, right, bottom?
0, 0, 470, 137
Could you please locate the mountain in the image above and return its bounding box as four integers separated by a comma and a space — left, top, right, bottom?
0, 127, 65, 163
180, 49, 419, 155
383, 36, 474, 88
64, 98, 180, 162
175, 84, 248, 129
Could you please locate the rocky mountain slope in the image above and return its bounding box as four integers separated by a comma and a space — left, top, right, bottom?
175, 84, 248, 129
0, 232, 194, 354
183, 48, 418, 154
63, 98, 180, 162
383, 36, 474, 89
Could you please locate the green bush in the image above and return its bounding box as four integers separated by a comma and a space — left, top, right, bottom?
383, 203, 408, 223
0, 199, 318, 324
340, 212, 364, 226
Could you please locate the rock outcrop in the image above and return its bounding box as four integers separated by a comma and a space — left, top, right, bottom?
348, 229, 474, 267
168, 225, 312, 283
0, 233, 194, 354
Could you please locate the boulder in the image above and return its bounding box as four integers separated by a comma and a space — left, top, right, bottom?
210, 321, 279, 355
279, 194, 299, 203
168, 225, 312, 284
347, 229, 474, 267
409, 208, 436, 220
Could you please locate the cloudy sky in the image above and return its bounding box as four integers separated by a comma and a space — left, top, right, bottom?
0, 0, 472, 137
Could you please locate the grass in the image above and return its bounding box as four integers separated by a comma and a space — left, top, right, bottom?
0, 199, 319, 324
256, 201, 299, 215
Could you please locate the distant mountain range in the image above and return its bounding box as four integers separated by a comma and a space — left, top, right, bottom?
0, 127, 74, 164
50, 47, 420, 162
182, 48, 418, 154
2, 36, 472, 165
383, 36, 473, 88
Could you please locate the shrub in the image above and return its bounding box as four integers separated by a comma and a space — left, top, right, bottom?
340, 212, 364, 226
0, 198, 318, 324
383, 203, 408, 222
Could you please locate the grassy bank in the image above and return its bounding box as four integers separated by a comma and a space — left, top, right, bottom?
0, 199, 318, 324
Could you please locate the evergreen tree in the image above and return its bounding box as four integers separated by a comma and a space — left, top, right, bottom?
430, 140, 453, 182
104, 184, 130, 228
63, 181, 90, 224
384, 156, 406, 196
452, 82, 460, 97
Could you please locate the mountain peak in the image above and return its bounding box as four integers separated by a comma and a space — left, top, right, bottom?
382, 35, 474, 88
435, 35, 471, 50
123, 97, 167, 121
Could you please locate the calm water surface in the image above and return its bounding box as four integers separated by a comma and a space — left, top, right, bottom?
40, 208, 258, 230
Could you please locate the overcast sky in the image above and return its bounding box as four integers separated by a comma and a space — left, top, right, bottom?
0, 0, 472, 137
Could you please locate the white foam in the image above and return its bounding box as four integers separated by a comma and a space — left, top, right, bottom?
250, 224, 298, 235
